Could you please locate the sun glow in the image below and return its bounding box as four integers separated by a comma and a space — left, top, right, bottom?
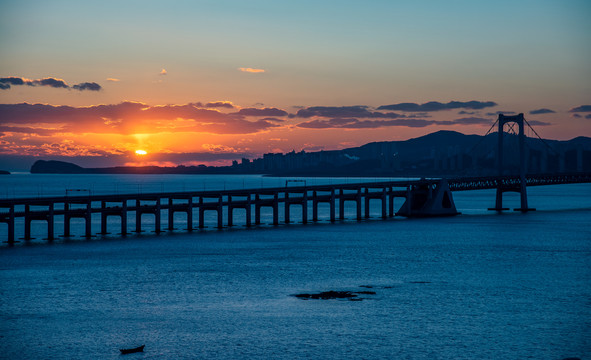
135, 149, 147, 155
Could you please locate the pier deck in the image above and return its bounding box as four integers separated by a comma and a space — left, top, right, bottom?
1, 173, 590, 243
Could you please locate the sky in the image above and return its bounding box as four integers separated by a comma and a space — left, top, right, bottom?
1, 0, 590, 170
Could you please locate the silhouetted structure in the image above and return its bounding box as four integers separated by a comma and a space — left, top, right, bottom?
490, 113, 534, 212
1, 173, 590, 243
4, 115, 591, 243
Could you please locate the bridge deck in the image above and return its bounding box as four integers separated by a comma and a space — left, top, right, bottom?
1, 173, 589, 243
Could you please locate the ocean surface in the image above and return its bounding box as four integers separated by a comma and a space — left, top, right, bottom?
0, 174, 590, 359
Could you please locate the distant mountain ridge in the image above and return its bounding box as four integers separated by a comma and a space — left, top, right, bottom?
30, 130, 591, 176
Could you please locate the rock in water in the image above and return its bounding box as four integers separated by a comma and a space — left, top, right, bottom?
294, 291, 357, 300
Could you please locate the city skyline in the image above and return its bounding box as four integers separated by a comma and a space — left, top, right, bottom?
1, 0, 590, 169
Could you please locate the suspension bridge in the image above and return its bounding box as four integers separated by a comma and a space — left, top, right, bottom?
1, 113, 590, 244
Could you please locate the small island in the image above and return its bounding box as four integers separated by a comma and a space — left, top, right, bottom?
0, 170, 11, 175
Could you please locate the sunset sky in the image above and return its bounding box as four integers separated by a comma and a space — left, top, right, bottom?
1, 0, 590, 170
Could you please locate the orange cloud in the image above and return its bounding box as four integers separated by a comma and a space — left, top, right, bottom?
238, 67, 265, 73
201, 144, 239, 153
0, 102, 284, 135
106, 78, 120, 82
124, 161, 177, 167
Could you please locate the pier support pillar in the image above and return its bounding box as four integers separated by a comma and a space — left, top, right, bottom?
246, 195, 251, 227
85, 201, 92, 238
284, 192, 290, 224
155, 198, 161, 233
187, 197, 193, 231
302, 191, 308, 224
121, 201, 128, 235
100, 202, 108, 234
339, 189, 345, 220
227, 195, 234, 227
168, 198, 174, 231
492, 187, 508, 211
7, 205, 15, 244
198, 197, 204, 228
389, 190, 395, 217
273, 193, 279, 225
47, 204, 54, 241
135, 199, 142, 233
330, 188, 336, 222
381, 188, 387, 219
356, 189, 362, 220
64, 202, 71, 238
364, 189, 370, 218
217, 196, 223, 229
312, 191, 318, 222
24, 205, 32, 240
254, 194, 261, 225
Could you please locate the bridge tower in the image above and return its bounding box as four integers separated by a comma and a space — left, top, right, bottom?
490, 113, 535, 212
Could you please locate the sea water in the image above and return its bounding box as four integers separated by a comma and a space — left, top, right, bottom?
0, 174, 590, 359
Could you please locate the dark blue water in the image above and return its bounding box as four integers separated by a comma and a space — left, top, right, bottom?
1, 175, 590, 359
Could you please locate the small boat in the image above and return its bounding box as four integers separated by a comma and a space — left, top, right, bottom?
119, 345, 145, 354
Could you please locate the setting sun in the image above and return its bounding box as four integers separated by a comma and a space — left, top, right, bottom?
135, 149, 147, 155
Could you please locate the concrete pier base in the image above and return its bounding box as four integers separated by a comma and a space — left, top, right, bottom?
396, 179, 460, 217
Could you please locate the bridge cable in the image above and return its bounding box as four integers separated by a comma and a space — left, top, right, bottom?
524, 118, 559, 156
467, 118, 499, 155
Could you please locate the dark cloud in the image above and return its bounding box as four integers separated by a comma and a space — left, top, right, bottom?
260, 117, 285, 122
296, 116, 500, 129
569, 105, 591, 112
234, 107, 288, 117
345, 119, 435, 128
406, 113, 432, 118
447, 117, 494, 125
529, 108, 555, 115
0, 125, 60, 136
0, 77, 26, 89
378, 100, 497, 112
0, 102, 281, 135
189, 102, 235, 109
586, 114, 591, 119
297, 118, 356, 129
72, 82, 102, 91
527, 120, 551, 126
205, 101, 234, 109
486, 111, 516, 116
297, 118, 436, 129
296, 106, 404, 119
572, 114, 582, 118
0, 76, 101, 91
32, 77, 68, 88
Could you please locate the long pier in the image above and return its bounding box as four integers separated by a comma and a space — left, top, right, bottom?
1, 173, 590, 244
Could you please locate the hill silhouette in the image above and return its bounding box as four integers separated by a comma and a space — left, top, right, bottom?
30, 130, 591, 176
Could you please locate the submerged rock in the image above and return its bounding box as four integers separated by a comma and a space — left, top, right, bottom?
294, 291, 357, 300
293, 290, 377, 301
